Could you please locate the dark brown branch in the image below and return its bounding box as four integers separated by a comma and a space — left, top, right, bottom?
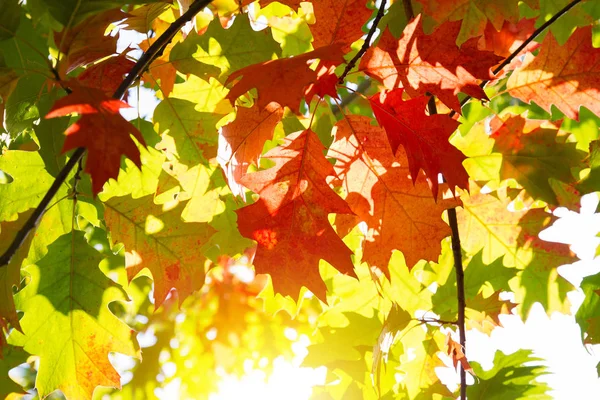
448, 208, 466, 400
454, 0, 583, 114
338, 0, 388, 84
0, 0, 214, 268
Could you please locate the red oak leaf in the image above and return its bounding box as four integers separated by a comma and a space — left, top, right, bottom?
507, 26, 600, 121
45, 84, 145, 195
370, 89, 467, 198
77, 53, 136, 96
328, 115, 460, 275
218, 102, 284, 198
236, 129, 356, 301
359, 15, 502, 113
55, 8, 127, 76
310, 0, 372, 50
225, 44, 345, 113
480, 18, 537, 58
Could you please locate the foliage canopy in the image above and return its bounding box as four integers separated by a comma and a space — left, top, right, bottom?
1, 0, 600, 398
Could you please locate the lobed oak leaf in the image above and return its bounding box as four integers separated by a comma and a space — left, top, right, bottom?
466, 290, 515, 334
103, 194, 215, 308
370, 88, 467, 198
309, 0, 373, 50
479, 18, 537, 59
218, 102, 284, 198
359, 15, 502, 113
236, 129, 356, 301
225, 44, 345, 113
507, 26, 600, 121
415, 0, 521, 45
139, 19, 180, 97
54, 8, 127, 76
328, 115, 459, 276
45, 83, 146, 195
77, 52, 136, 96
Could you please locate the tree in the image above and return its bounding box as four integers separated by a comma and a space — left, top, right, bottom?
0, 0, 599, 398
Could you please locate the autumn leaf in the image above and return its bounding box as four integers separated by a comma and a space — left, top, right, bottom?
236, 129, 356, 301
54, 8, 126, 76
479, 18, 537, 59
103, 194, 215, 308
415, 0, 522, 45
225, 44, 345, 113
45, 83, 146, 195
328, 115, 459, 275
218, 102, 284, 198
309, 0, 372, 50
446, 332, 472, 374
77, 53, 136, 96
8, 232, 139, 400
466, 290, 515, 334
507, 26, 600, 121
370, 88, 467, 197
360, 15, 502, 113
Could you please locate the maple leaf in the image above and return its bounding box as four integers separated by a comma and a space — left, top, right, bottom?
360, 15, 503, 113
103, 194, 215, 308
507, 26, 600, 121
457, 183, 574, 317
218, 102, 284, 198
77, 53, 136, 96
446, 332, 473, 374
236, 129, 356, 301
225, 44, 345, 113
8, 232, 139, 400
370, 88, 467, 197
415, 0, 522, 44
54, 8, 126, 76
328, 115, 459, 275
45, 83, 146, 195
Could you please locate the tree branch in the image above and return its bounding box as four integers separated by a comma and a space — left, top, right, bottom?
338, 0, 388, 84
455, 0, 583, 113
0, 0, 214, 268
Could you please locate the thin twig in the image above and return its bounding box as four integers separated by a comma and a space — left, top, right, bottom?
0, 0, 214, 268
332, 78, 372, 116
338, 0, 387, 84
448, 208, 466, 400
453, 0, 583, 115
415, 317, 458, 326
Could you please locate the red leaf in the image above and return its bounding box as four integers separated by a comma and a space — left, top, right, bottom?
507, 26, 600, 121
236, 129, 355, 300
225, 44, 345, 113
370, 89, 467, 198
55, 8, 127, 75
77, 53, 136, 96
328, 116, 460, 275
218, 102, 284, 198
480, 18, 537, 59
45, 84, 145, 195
360, 15, 502, 113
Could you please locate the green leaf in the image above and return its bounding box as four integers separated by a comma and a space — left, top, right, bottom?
468, 350, 551, 400
0, 0, 21, 41
8, 232, 140, 400
0, 344, 29, 398
170, 14, 281, 80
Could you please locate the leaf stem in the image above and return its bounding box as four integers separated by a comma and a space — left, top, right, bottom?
455, 0, 583, 114
0, 0, 214, 269
338, 0, 388, 84
402, 0, 414, 20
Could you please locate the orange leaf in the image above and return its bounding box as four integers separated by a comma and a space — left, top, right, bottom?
507, 26, 600, 121
225, 44, 345, 113
446, 332, 472, 374
310, 0, 372, 50
55, 8, 126, 75
218, 102, 284, 198
45, 84, 145, 195
360, 15, 502, 113
139, 19, 179, 97
236, 129, 356, 300
328, 116, 459, 275
77, 53, 136, 96
370, 89, 467, 198
479, 18, 537, 59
